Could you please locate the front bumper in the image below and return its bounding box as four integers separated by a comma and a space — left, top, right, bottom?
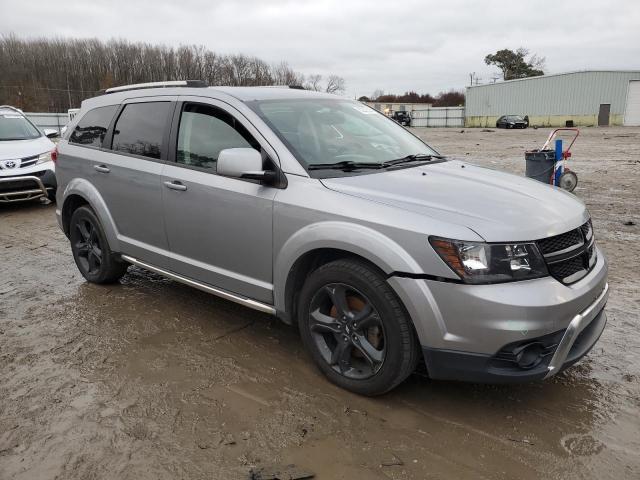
0, 165, 56, 203
388, 246, 608, 383
422, 284, 607, 382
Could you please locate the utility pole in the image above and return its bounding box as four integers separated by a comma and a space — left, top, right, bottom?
66, 72, 72, 110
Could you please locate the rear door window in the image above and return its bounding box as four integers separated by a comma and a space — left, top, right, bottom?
112, 102, 172, 159
69, 105, 117, 147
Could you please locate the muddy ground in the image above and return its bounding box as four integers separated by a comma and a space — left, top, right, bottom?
1, 126, 639, 480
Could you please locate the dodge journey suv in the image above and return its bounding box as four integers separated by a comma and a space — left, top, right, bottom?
56, 81, 608, 395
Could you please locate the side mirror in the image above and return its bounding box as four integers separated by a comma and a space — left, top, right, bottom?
217, 148, 275, 182
44, 128, 59, 138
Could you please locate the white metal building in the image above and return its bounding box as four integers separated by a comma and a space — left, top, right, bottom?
465, 70, 640, 127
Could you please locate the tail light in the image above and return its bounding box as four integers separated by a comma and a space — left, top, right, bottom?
51, 146, 58, 164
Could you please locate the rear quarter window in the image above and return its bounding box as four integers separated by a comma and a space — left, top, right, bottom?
69, 105, 118, 148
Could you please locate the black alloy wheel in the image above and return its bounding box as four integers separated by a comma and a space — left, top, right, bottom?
298, 259, 420, 396
308, 283, 386, 380
74, 217, 103, 276
69, 206, 128, 283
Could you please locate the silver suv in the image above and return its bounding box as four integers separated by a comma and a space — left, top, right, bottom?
56, 81, 608, 395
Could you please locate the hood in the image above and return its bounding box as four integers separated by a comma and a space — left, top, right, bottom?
320, 160, 588, 242
0, 136, 54, 161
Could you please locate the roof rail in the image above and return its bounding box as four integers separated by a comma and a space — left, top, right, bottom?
104, 80, 208, 94
260, 85, 307, 90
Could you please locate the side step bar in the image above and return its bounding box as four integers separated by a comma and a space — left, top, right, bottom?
120, 255, 276, 315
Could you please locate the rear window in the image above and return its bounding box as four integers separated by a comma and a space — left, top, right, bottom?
69, 105, 117, 147
111, 102, 171, 159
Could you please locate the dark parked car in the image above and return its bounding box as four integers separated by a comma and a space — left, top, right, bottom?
392, 111, 411, 126
496, 115, 528, 129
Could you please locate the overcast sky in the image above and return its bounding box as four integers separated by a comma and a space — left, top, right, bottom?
1, 0, 639, 98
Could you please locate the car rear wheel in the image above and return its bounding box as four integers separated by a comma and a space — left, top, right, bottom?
298, 259, 420, 396
70, 206, 128, 283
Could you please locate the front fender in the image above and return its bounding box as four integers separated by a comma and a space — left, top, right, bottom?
62, 178, 120, 251
274, 221, 424, 312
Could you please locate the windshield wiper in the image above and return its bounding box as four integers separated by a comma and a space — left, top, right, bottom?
308, 160, 385, 171
308, 154, 446, 171
381, 153, 445, 167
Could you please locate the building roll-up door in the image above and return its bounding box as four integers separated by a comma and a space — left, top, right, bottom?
624, 80, 640, 126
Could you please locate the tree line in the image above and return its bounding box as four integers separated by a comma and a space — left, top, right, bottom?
359, 89, 465, 107
0, 35, 345, 112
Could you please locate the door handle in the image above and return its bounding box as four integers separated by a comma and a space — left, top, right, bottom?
164, 180, 187, 191
94, 164, 110, 173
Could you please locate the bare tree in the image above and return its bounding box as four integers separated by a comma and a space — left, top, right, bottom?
304, 74, 323, 92
366, 90, 463, 106
272, 61, 303, 86
0, 35, 345, 111
325, 75, 345, 94
371, 89, 385, 101
302, 74, 346, 94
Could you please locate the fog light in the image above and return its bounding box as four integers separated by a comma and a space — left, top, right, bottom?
515, 343, 545, 369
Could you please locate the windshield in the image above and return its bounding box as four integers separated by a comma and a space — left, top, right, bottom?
0, 111, 41, 141
248, 99, 438, 170
506, 115, 524, 121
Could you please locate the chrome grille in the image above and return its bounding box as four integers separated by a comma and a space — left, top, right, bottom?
537, 220, 596, 285
20, 155, 38, 168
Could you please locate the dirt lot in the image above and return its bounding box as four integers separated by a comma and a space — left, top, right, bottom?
1, 127, 639, 480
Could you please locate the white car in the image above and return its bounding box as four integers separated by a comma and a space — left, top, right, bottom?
0, 105, 58, 203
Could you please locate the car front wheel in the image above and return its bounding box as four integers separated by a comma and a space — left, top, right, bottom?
298, 259, 420, 396
70, 206, 128, 283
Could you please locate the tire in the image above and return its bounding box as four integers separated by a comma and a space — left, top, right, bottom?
46, 189, 56, 203
297, 259, 420, 396
559, 170, 578, 192
69, 205, 128, 283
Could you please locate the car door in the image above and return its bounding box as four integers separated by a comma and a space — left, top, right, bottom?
161, 98, 278, 304
97, 97, 176, 268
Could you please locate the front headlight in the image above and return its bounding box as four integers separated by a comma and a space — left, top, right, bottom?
37, 151, 53, 164
429, 237, 548, 284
